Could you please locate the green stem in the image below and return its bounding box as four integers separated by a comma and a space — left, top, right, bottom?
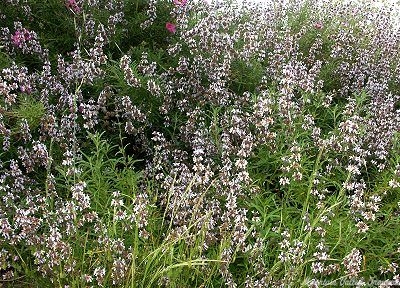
300, 146, 324, 233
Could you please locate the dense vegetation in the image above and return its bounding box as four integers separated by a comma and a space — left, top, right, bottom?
0, 0, 400, 287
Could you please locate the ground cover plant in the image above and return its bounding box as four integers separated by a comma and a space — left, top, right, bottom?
0, 0, 400, 287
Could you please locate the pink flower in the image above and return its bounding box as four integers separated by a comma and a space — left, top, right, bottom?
66, 0, 81, 13
173, 0, 188, 6
166, 22, 176, 34
20, 85, 32, 94
11, 29, 32, 48
24, 31, 32, 41
12, 31, 23, 47
314, 21, 323, 30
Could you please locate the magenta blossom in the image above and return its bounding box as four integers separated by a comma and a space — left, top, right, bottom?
173, 0, 188, 6
314, 21, 323, 30
66, 0, 81, 13
11, 29, 32, 48
166, 22, 176, 34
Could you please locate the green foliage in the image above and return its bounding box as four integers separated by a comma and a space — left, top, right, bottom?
1, 0, 400, 287
11, 94, 45, 130
0, 50, 12, 70
230, 58, 264, 94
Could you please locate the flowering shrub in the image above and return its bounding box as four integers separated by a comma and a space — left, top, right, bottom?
0, 0, 399, 287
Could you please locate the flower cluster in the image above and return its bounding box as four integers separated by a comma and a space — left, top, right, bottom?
0, 0, 399, 287
65, 0, 81, 14
165, 0, 188, 33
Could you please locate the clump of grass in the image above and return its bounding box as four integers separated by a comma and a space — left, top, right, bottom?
11, 95, 45, 130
